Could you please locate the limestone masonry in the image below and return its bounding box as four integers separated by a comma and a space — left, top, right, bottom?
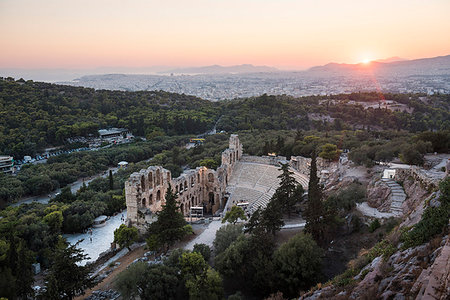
125, 135, 242, 228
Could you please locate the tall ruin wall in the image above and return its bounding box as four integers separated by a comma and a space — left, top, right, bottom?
289, 155, 339, 185
125, 134, 243, 228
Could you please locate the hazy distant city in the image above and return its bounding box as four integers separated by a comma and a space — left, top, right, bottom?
54, 56, 450, 101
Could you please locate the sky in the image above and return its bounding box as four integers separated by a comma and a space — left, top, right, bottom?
1, 0, 449, 70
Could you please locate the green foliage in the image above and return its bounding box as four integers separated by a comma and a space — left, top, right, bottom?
318, 143, 340, 161
368, 239, 396, 260
115, 262, 181, 300
273, 163, 303, 217
273, 233, 323, 297
193, 243, 211, 262
215, 234, 275, 296
213, 224, 244, 256
368, 219, 381, 233
147, 185, 187, 252
401, 177, 449, 248
0, 79, 218, 158
114, 224, 138, 251
43, 241, 96, 300
326, 182, 365, 212
222, 205, 247, 224
43, 210, 63, 232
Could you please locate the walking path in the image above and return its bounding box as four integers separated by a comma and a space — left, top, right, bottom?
184, 219, 225, 250
382, 178, 406, 216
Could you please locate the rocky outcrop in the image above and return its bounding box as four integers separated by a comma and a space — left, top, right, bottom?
366, 178, 391, 212
301, 235, 449, 300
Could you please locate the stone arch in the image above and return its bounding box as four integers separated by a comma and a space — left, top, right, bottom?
141, 175, 146, 191
142, 198, 146, 207
209, 192, 215, 205
156, 169, 161, 186
148, 172, 153, 189
149, 194, 153, 205
156, 190, 161, 201
208, 173, 214, 183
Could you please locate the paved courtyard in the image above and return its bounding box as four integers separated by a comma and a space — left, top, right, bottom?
64, 210, 127, 265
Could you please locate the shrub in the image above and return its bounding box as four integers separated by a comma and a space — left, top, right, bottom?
368, 219, 381, 233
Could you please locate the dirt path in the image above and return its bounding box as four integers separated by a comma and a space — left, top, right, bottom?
75, 246, 146, 300
75, 226, 206, 299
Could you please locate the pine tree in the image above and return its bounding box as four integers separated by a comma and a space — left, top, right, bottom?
43, 242, 96, 300
147, 184, 187, 252
275, 163, 302, 218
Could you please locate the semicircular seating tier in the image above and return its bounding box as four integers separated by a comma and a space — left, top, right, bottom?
226, 161, 309, 214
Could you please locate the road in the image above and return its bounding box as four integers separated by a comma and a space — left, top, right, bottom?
11, 166, 119, 207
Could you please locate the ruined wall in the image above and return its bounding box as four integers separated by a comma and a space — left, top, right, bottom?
239, 155, 287, 166
125, 135, 242, 228
290, 155, 339, 185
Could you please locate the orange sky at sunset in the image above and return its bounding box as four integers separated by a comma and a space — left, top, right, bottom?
1, 0, 449, 70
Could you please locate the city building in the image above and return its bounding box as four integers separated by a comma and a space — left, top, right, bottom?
0, 156, 14, 174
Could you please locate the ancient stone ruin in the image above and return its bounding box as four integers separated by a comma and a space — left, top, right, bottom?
125, 135, 242, 228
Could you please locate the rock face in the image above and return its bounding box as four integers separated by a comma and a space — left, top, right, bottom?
366, 178, 391, 212
301, 235, 449, 300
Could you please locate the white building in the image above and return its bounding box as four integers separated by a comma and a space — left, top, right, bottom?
383, 168, 396, 179
0, 156, 14, 174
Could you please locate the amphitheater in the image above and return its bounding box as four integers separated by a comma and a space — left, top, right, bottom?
226, 160, 309, 214
125, 134, 335, 229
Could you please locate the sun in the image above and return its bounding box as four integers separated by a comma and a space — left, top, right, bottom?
362, 58, 371, 64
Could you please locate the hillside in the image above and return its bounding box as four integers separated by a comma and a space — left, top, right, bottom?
1, 79, 449, 158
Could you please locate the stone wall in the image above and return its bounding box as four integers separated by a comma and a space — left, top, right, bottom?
239, 155, 287, 166
125, 135, 242, 229
289, 155, 339, 185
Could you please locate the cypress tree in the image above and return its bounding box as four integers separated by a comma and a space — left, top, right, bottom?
109, 169, 114, 190
304, 151, 326, 245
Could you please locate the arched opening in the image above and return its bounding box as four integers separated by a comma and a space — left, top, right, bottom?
156, 190, 161, 201
197, 173, 200, 183
179, 183, 183, 194
184, 180, 188, 191
180, 203, 184, 215
230, 153, 232, 162
156, 169, 161, 186
191, 177, 194, 187
142, 198, 146, 207
148, 172, 153, 189
225, 174, 228, 185
209, 192, 215, 205
167, 172, 170, 181
191, 196, 194, 206
149, 194, 153, 205
236, 150, 238, 160
208, 173, 214, 183
141, 175, 146, 191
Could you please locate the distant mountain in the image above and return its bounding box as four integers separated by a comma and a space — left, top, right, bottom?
307, 55, 450, 76
374, 56, 408, 63
160, 64, 279, 74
